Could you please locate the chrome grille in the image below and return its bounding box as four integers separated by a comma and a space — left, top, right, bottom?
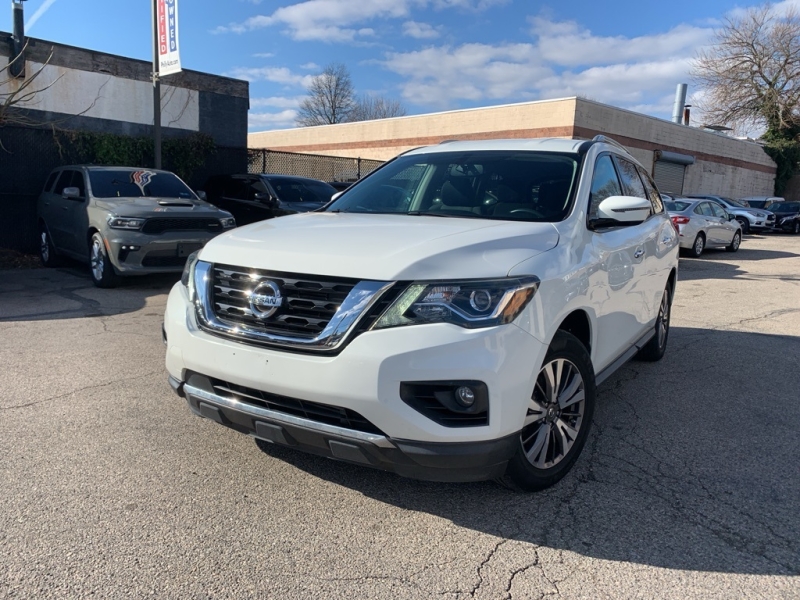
211, 265, 359, 339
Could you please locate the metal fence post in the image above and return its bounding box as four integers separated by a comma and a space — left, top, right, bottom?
357, 157, 361, 180
262, 150, 267, 174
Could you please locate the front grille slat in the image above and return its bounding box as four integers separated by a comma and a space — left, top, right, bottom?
211, 264, 359, 339
211, 379, 385, 436
142, 218, 222, 234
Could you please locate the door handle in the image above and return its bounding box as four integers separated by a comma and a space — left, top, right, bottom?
633, 248, 644, 259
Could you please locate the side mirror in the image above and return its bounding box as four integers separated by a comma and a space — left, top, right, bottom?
254, 192, 275, 203
331, 191, 344, 202
196, 190, 207, 201
728, 213, 737, 221
62, 187, 81, 200
594, 196, 651, 224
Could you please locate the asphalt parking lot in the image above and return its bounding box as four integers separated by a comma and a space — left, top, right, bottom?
1, 233, 799, 599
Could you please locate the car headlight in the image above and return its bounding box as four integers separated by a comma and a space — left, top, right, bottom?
781, 216, 795, 225
108, 217, 145, 230
220, 217, 236, 229
180, 250, 202, 302
374, 277, 539, 330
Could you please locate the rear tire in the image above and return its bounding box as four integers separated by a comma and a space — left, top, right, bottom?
725, 231, 741, 252
39, 223, 62, 267
89, 232, 119, 288
689, 233, 705, 258
500, 331, 596, 492
637, 284, 672, 362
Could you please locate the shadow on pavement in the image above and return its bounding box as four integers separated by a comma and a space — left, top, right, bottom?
254, 326, 800, 576
0, 264, 178, 321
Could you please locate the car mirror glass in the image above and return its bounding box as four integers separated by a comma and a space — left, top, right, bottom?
196, 190, 207, 201
62, 186, 81, 200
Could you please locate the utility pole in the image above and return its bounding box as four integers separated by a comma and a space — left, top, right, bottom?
152, 0, 162, 169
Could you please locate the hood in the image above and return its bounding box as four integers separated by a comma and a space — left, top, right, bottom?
199, 212, 560, 280
95, 196, 228, 216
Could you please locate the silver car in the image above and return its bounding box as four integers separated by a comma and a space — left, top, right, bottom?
37, 166, 235, 287
685, 194, 774, 234
665, 198, 742, 257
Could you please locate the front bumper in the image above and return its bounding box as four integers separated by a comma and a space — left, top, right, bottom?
104, 229, 224, 274
169, 374, 517, 482
164, 282, 546, 480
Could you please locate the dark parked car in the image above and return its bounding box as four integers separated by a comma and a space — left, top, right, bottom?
203, 174, 337, 226
769, 201, 800, 234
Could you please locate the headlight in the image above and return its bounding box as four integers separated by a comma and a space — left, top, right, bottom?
781, 216, 795, 225
180, 250, 201, 301
220, 217, 236, 229
374, 277, 539, 330
108, 217, 145, 230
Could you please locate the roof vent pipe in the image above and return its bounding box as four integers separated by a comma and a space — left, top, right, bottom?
9, 0, 27, 78
672, 83, 688, 125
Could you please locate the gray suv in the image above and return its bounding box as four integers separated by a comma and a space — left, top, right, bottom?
37, 166, 235, 287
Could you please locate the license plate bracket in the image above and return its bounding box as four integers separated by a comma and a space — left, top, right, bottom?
177, 243, 202, 258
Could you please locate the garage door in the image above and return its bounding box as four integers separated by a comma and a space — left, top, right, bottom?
652, 150, 695, 195
653, 161, 687, 194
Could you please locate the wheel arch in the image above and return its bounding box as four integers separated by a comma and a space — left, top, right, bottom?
555, 309, 592, 355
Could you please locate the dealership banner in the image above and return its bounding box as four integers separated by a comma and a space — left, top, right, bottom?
156, 0, 181, 76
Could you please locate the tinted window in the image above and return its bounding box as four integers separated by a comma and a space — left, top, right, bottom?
589, 155, 622, 220
222, 178, 249, 200
267, 177, 337, 204
614, 157, 647, 199
54, 171, 72, 195
776, 202, 800, 211
327, 151, 579, 222
88, 170, 195, 199
43, 171, 58, 194
665, 201, 690, 212
636, 165, 664, 213
70, 171, 86, 198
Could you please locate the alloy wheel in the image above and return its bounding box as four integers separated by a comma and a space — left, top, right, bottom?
694, 235, 704, 255
520, 358, 586, 469
91, 238, 105, 281
40, 231, 49, 263
657, 288, 670, 349
732, 233, 741, 250
794, 221, 800, 235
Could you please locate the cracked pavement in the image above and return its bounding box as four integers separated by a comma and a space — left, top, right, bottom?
1, 234, 799, 599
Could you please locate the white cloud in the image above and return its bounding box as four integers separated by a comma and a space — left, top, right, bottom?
402, 20, 441, 39
252, 52, 275, 59
249, 109, 298, 130
529, 17, 712, 67
228, 66, 314, 87
214, 0, 508, 41
299, 62, 320, 70
250, 96, 305, 109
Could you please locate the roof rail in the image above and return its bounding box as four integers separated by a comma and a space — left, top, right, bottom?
592, 135, 629, 153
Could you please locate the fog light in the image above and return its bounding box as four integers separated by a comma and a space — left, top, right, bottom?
455, 386, 475, 407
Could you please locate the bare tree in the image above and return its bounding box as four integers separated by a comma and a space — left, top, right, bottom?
349, 94, 407, 122
1, 43, 61, 130
295, 63, 355, 126
692, 5, 800, 136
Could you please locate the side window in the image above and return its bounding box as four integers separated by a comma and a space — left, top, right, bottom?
636, 165, 664, 213
614, 157, 647, 199
54, 171, 71, 196
699, 203, 714, 217
710, 203, 727, 218
693, 204, 705, 215
223, 179, 247, 200
70, 171, 86, 198
588, 154, 622, 219
43, 171, 58, 194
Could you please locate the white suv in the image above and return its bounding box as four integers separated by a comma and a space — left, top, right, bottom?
164, 136, 679, 491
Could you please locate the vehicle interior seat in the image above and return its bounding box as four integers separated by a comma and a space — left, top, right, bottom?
436, 178, 481, 215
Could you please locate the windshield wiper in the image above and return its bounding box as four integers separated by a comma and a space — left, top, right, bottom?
406, 211, 483, 218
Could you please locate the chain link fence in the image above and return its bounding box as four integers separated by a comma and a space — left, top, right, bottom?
248, 148, 384, 183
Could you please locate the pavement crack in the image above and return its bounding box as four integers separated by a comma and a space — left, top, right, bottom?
0, 371, 161, 410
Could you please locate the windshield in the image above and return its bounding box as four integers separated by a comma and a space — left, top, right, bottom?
774, 202, 800, 212
89, 170, 196, 199
665, 201, 691, 212
266, 177, 336, 204
326, 151, 580, 222
728, 197, 749, 207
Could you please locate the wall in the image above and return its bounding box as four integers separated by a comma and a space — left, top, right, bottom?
248, 98, 579, 160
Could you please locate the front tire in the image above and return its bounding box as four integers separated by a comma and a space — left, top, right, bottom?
501, 331, 596, 492
39, 223, 62, 267
736, 217, 750, 235
725, 231, 741, 252
89, 232, 119, 288
793, 220, 800, 235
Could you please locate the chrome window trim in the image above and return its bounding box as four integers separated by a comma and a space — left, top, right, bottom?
193, 261, 394, 352
184, 383, 395, 448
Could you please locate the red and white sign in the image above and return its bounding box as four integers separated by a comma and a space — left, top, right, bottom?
156, 0, 181, 77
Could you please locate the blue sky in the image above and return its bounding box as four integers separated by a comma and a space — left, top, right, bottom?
4, 0, 796, 132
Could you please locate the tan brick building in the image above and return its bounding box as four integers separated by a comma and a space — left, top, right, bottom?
248, 97, 777, 199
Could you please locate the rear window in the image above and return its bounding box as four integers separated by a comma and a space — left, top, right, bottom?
665, 201, 690, 212
88, 170, 195, 199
